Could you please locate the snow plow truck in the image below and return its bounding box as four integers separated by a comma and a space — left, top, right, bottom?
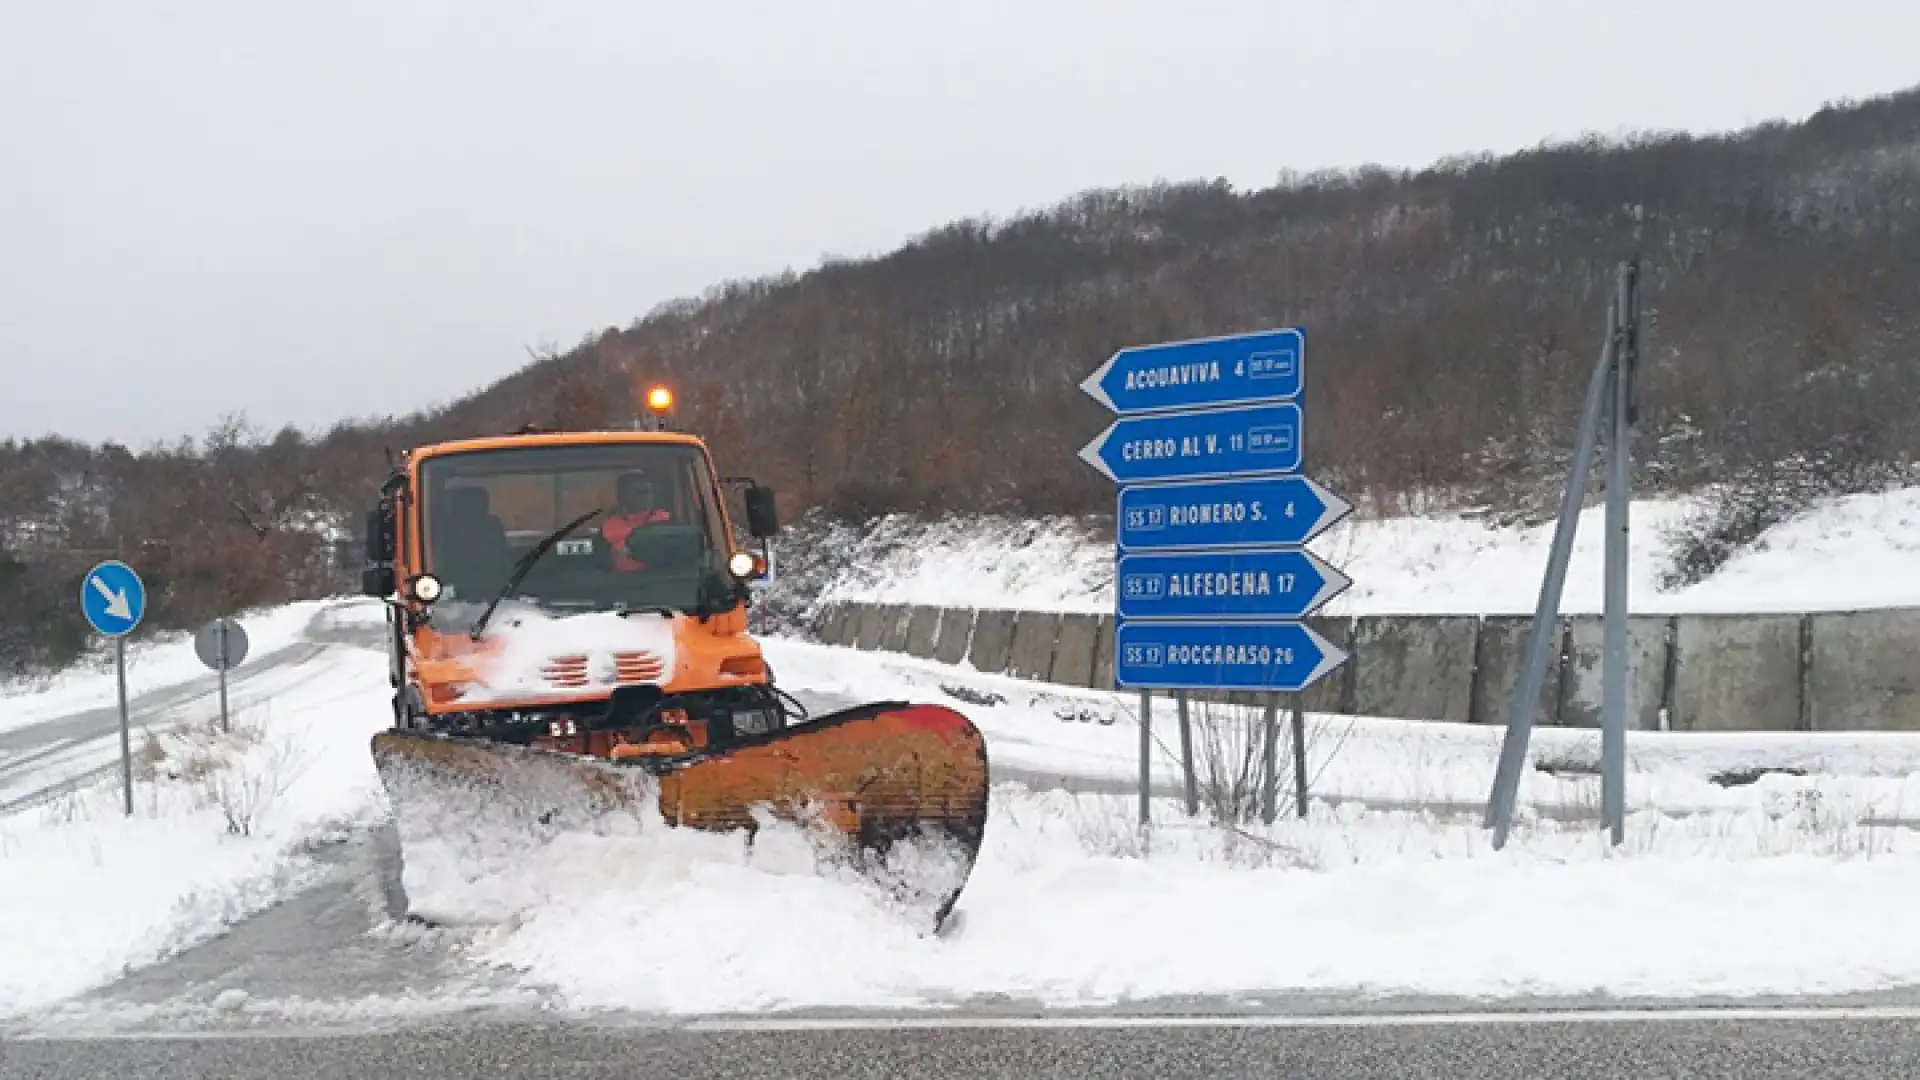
356, 388, 989, 930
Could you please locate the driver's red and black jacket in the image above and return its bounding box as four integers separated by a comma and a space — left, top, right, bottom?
601, 509, 672, 572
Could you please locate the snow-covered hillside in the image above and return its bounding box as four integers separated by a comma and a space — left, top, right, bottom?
788, 487, 1920, 619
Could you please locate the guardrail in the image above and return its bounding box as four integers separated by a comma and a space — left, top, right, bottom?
809, 602, 1920, 732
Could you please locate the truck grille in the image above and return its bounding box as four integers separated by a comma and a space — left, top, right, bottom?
541, 651, 667, 689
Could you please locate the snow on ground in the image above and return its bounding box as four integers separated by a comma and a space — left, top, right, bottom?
809, 514, 1116, 614
387, 637, 1920, 1014
453, 781, 1920, 1013
0, 599, 336, 735
0, 644, 392, 1020
762, 638, 1920, 823
804, 487, 1920, 616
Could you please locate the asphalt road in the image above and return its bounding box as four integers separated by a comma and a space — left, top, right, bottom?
11, 1009, 1920, 1079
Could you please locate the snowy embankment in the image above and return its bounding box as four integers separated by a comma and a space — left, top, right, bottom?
0, 635, 392, 1020
465, 785, 1920, 1013
798, 487, 1920, 617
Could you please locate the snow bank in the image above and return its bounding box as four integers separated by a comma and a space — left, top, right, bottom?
790, 487, 1920, 617
759, 638, 1920, 821
0, 646, 392, 1020
466, 782, 1920, 1012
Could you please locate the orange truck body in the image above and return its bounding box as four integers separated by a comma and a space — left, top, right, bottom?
357, 418, 989, 929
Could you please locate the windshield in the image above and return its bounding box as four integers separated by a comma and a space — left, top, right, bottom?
416, 441, 731, 621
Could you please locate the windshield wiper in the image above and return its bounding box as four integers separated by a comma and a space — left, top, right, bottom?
617, 604, 680, 619
470, 507, 604, 641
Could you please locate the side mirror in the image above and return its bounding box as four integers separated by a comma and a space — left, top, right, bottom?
365, 507, 394, 563
361, 565, 396, 598
745, 486, 779, 539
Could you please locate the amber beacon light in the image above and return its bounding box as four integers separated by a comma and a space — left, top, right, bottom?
646, 386, 674, 413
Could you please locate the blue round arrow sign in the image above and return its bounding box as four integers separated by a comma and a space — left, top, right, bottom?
80, 560, 147, 637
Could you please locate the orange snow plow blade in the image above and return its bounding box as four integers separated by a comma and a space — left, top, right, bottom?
370, 702, 990, 930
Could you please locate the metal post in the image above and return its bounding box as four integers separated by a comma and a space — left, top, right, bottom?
1290, 696, 1310, 820
217, 621, 232, 734
1259, 693, 1280, 824
1138, 690, 1152, 826
1176, 690, 1198, 816
117, 637, 132, 816
1601, 262, 1639, 845
1486, 294, 1620, 847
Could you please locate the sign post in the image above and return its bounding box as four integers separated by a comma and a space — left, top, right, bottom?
195, 617, 251, 734
1079, 327, 1353, 823
80, 561, 147, 816
1484, 259, 1642, 849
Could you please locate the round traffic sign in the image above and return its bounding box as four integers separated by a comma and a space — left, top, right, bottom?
194, 617, 250, 671
80, 560, 146, 638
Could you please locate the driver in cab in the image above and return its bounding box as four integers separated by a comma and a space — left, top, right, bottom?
601, 471, 673, 572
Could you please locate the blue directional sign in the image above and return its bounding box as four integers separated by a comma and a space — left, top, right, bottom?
1117, 549, 1350, 622
1118, 475, 1353, 553
1115, 620, 1348, 693
1081, 327, 1304, 415
1078, 402, 1302, 484
80, 560, 146, 638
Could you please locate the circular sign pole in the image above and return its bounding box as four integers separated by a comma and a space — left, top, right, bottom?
116, 635, 130, 815
194, 617, 250, 734
81, 560, 147, 816
217, 622, 229, 734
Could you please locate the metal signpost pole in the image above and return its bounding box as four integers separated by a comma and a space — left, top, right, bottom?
117, 637, 131, 816
1485, 302, 1616, 847
1487, 259, 1646, 849
1290, 696, 1309, 820
1176, 690, 1197, 816
1138, 690, 1152, 827
1601, 261, 1640, 845
1260, 693, 1280, 824
80, 560, 147, 818
196, 617, 251, 737
1080, 326, 1352, 826
218, 621, 232, 734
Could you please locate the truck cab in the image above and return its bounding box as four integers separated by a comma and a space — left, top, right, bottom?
358, 426, 788, 756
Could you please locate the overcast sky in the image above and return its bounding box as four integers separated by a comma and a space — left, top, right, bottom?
3, 1, 1916, 446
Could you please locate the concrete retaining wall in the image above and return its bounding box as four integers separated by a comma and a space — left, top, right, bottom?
808, 600, 1920, 732
933, 607, 975, 667
1808, 608, 1920, 731
1671, 614, 1801, 732
1007, 611, 1061, 681
1562, 616, 1670, 732
1350, 616, 1478, 724
1469, 615, 1561, 729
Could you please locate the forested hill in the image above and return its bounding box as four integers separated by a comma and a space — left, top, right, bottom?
385, 83, 1920, 518
4, 84, 1920, 671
